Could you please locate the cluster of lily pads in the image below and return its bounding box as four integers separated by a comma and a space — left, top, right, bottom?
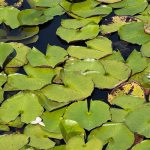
0, 0, 150, 150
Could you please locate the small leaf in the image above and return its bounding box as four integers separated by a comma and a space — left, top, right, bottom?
118, 22, 150, 45
60, 119, 85, 142
126, 50, 148, 75
141, 41, 150, 57
24, 125, 55, 149
64, 100, 110, 130
132, 140, 150, 150
125, 104, 150, 138
0, 134, 28, 150
89, 123, 134, 150
0, 92, 43, 123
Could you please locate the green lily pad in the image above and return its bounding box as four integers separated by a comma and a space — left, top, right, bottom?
24, 125, 55, 149
41, 107, 66, 138
71, 1, 112, 18
65, 59, 131, 89
109, 0, 148, 16
67, 36, 113, 59
0, 6, 20, 29
0, 134, 28, 150
132, 140, 150, 150
4, 65, 56, 91
60, 119, 85, 142
41, 71, 94, 102
118, 22, 150, 45
0, 92, 43, 123
130, 63, 150, 88
89, 123, 134, 150
66, 136, 102, 150
0, 124, 9, 131
27, 45, 68, 68
126, 50, 148, 75
64, 100, 110, 131
0, 42, 14, 67
6, 42, 31, 68
141, 41, 150, 57
125, 104, 150, 138
57, 23, 100, 43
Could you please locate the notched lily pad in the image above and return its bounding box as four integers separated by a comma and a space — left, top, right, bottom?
64, 100, 111, 131
0, 92, 43, 123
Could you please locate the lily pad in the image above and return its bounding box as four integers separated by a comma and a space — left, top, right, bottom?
109, 0, 148, 16
0, 6, 20, 29
126, 50, 148, 75
24, 125, 55, 149
132, 140, 150, 150
0, 134, 28, 150
0, 92, 43, 123
57, 23, 100, 43
98, 0, 122, 3
141, 41, 150, 57
41, 107, 66, 138
118, 22, 150, 45
27, 45, 68, 68
0, 42, 14, 68
4, 65, 56, 91
125, 104, 150, 138
60, 119, 85, 142
64, 100, 110, 131
41, 71, 94, 102
66, 136, 103, 150
67, 36, 113, 59
89, 123, 134, 150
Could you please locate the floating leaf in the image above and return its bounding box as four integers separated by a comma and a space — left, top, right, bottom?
41, 71, 94, 102
0, 134, 28, 150
0, 42, 14, 67
64, 100, 110, 131
60, 119, 85, 142
24, 125, 55, 149
65, 59, 131, 89
100, 16, 139, 34
66, 136, 102, 150
130, 63, 150, 88
126, 50, 148, 75
0, 6, 20, 29
110, 0, 148, 16
67, 36, 112, 59
118, 22, 150, 45
4, 65, 56, 91
5, 42, 31, 68
132, 140, 150, 150
125, 104, 150, 138
57, 23, 100, 43
108, 81, 145, 104
141, 41, 150, 57
41, 107, 66, 139
0, 92, 43, 123
27, 45, 68, 68
89, 123, 134, 150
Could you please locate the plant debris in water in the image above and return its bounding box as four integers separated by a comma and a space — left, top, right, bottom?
0, 0, 149, 150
